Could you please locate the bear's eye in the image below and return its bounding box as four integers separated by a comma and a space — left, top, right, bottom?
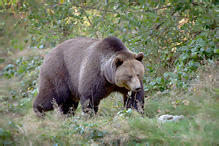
128, 75, 132, 79
137, 74, 141, 77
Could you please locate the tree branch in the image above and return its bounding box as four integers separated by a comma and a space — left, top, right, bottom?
149, 4, 186, 31
55, 2, 173, 14
86, 15, 99, 39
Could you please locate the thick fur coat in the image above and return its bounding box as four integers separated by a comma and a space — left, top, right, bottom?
33, 37, 145, 115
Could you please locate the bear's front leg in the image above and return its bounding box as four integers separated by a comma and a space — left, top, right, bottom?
126, 91, 144, 114
124, 83, 145, 115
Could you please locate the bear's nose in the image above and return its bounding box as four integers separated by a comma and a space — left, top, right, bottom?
135, 87, 141, 92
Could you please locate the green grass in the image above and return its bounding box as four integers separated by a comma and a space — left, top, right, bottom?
0, 55, 218, 145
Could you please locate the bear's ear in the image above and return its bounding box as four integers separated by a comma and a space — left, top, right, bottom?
114, 56, 123, 68
135, 52, 144, 62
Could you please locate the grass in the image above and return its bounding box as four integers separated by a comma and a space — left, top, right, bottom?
0, 50, 218, 145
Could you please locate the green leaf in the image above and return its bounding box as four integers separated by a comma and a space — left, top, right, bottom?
205, 47, 213, 53
0, 128, 10, 138
188, 40, 195, 46
150, 82, 156, 86
148, 67, 153, 72
163, 72, 171, 78
214, 48, 219, 54
191, 52, 197, 59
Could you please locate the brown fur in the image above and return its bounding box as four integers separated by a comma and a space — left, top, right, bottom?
33, 37, 145, 115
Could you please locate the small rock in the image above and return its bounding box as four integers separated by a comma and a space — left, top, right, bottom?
158, 114, 184, 123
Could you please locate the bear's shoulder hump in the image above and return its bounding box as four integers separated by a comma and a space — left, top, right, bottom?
100, 37, 127, 52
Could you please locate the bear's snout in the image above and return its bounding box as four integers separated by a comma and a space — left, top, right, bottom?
135, 87, 141, 92
128, 77, 141, 92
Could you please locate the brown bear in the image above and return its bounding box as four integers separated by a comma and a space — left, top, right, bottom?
33, 36, 145, 115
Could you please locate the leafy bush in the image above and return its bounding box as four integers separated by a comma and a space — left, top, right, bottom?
15, 2, 217, 93
2, 56, 43, 79
0, 128, 14, 145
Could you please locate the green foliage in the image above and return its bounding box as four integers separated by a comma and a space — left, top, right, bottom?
2, 64, 15, 78
117, 108, 134, 117
1, 56, 42, 115
18, 2, 86, 48
146, 30, 218, 92
2, 56, 43, 79
0, 128, 13, 145
16, 2, 217, 93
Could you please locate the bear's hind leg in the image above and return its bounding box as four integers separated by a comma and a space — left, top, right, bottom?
61, 98, 79, 115
33, 94, 54, 116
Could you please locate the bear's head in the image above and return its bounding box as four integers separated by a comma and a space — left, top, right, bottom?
104, 52, 144, 92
